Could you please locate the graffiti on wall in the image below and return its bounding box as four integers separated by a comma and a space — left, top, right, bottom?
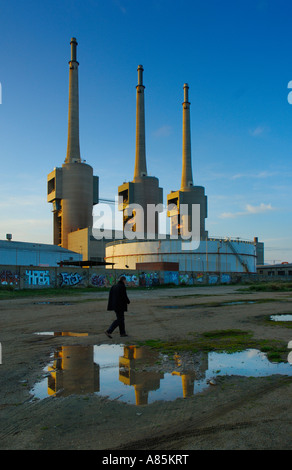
60, 272, 83, 287
91, 273, 116, 287
26, 270, 50, 286
221, 274, 231, 284
120, 274, 139, 287
105, 273, 116, 286
164, 271, 179, 285
196, 273, 204, 283
179, 273, 194, 285
208, 275, 218, 285
0, 270, 19, 286
91, 274, 106, 287
139, 272, 160, 287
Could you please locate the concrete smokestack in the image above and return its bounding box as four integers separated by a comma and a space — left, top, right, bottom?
167, 83, 208, 240
118, 65, 163, 237
181, 83, 193, 190
65, 37, 81, 164
47, 38, 99, 250
133, 65, 147, 181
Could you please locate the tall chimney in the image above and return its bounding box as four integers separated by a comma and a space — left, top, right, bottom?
133, 65, 147, 181
65, 37, 81, 164
180, 83, 193, 190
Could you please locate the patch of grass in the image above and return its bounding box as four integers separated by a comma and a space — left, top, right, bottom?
140, 329, 289, 362
261, 314, 292, 329
0, 286, 109, 300
239, 281, 292, 292
201, 329, 251, 338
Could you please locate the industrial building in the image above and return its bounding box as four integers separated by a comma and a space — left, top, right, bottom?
257, 263, 292, 277
0, 238, 79, 267
105, 237, 260, 273
105, 77, 263, 273
47, 38, 99, 253
45, 38, 264, 275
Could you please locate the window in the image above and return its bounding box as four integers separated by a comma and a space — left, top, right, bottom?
48, 178, 55, 194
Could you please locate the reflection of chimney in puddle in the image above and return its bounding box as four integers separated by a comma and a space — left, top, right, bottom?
47, 345, 99, 396
172, 371, 196, 398
172, 351, 209, 398
119, 346, 163, 405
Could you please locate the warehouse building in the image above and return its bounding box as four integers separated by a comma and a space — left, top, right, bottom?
0, 239, 79, 267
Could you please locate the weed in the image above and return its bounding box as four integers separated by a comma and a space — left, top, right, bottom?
140, 329, 289, 363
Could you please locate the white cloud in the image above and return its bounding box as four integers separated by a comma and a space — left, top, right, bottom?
249, 126, 267, 137
219, 203, 274, 219
0, 195, 44, 208
231, 171, 277, 180
152, 125, 172, 138
246, 203, 273, 214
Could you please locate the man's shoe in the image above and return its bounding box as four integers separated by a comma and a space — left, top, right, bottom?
120, 334, 128, 337
105, 331, 112, 339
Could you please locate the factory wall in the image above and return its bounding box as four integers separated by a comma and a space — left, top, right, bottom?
0, 264, 287, 290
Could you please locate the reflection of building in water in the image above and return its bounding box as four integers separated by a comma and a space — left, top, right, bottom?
53, 332, 88, 337
119, 346, 163, 405
47, 345, 99, 396
172, 352, 209, 398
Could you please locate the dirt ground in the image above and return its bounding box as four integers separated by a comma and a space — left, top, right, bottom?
0, 284, 292, 451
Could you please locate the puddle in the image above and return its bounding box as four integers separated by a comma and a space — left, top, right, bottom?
161, 300, 256, 309
270, 315, 292, 322
30, 345, 292, 406
35, 332, 88, 337
222, 301, 255, 306
33, 301, 72, 305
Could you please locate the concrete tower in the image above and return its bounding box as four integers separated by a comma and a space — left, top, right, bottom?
47, 38, 99, 249
167, 83, 208, 240
118, 65, 163, 238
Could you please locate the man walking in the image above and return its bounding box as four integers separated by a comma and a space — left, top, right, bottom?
105, 276, 130, 338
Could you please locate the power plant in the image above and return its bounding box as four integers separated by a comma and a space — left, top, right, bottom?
45, 37, 263, 274
1, 37, 264, 276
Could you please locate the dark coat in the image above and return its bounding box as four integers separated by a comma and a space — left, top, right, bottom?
107, 280, 130, 312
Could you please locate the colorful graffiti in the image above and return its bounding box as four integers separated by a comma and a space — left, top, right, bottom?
60, 272, 83, 287
139, 272, 160, 287
106, 273, 116, 286
163, 271, 179, 285
221, 273, 231, 284
195, 273, 204, 283
25, 270, 50, 286
208, 274, 218, 285
179, 273, 193, 285
0, 270, 19, 286
91, 274, 107, 287
91, 274, 106, 287
121, 274, 139, 287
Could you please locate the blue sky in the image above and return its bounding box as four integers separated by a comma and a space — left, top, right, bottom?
0, 0, 291, 263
